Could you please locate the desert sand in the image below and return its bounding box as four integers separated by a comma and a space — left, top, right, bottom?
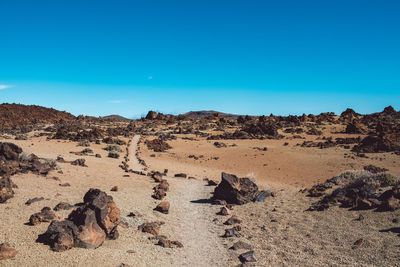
1, 107, 400, 267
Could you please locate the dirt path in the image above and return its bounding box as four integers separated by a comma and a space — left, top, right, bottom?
165, 178, 232, 266
131, 136, 233, 266
130, 135, 145, 171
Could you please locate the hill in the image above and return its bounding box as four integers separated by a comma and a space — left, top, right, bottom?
183, 110, 242, 120
0, 103, 75, 128
101, 115, 131, 121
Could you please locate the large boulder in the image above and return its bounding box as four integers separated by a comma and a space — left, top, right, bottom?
0, 142, 22, 161
213, 172, 259, 205
39, 188, 120, 251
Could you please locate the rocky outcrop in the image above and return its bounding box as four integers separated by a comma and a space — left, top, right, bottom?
38, 189, 120, 251
213, 172, 259, 205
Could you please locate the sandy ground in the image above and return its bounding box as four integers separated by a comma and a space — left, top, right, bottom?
1, 128, 400, 266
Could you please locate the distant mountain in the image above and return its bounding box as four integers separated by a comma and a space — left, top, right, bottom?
0, 103, 75, 128
101, 115, 131, 121
183, 110, 241, 120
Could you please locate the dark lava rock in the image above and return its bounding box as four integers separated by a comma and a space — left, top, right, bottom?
38, 188, 120, 251
222, 226, 241, 238
254, 190, 273, 202
213, 172, 259, 205
231, 240, 252, 250
174, 173, 187, 178
29, 207, 56, 225
239, 251, 257, 263
71, 158, 87, 167
25, 197, 45, 206
156, 236, 183, 248
0, 176, 15, 203
53, 202, 73, 211
145, 138, 171, 152
138, 221, 164, 236
224, 215, 242, 225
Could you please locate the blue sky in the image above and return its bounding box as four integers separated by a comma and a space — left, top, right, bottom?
0, 0, 399, 118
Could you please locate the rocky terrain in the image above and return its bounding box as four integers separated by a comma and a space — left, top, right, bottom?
0, 105, 400, 266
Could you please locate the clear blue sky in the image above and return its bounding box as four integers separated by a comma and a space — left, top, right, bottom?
0, 0, 399, 118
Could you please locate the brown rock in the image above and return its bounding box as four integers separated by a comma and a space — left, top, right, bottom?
152, 189, 166, 200
29, 207, 56, 225
25, 197, 44, 206
239, 251, 257, 263
224, 215, 242, 225
0, 176, 15, 203
39, 188, 120, 251
219, 206, 232, 216
230, 240, 252, 250
154, 202, 170, 214
0, 243, 17, 260
53, 202, 73, 211
138, 222, 163, 236
111, 186, 118, 192
213, 172, 259, 205
71, 158, 87, 167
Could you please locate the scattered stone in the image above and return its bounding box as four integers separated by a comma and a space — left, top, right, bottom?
352, 238, 365, 249
59, 183, 71, 187
152, 188, 166, 200
29, 207, 56, 225
222, 226, 241, 238
254, 190, 273, 202
154, 202, 170, 214
25, 197, 45, 206
95, 154, 101, 158
213, 142, 227, 148
174, 173, 187, 178
0, 176, 15, 203
138, 221, 164, 236
239, 251, 257, 263
219, 206, 232, 216
230, 240, 252, 250
156, 236, 183, 248
224, 215, 242, 225
71, 158, 87, 167
111, 186, 118, 192
126, 249, 135, 253
0, 243, 17, 260
127, 211, 143, 218
53, 202, 73, 211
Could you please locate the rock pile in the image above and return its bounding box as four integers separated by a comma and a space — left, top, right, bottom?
38, 189, 120, 251
307, 170, 400, 211
145, 138, 172, 152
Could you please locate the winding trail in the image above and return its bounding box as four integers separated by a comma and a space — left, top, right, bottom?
130, 135, 145, 172
129, 135, 232, 266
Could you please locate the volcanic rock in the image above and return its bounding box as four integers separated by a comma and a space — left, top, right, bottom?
154, 202, 170, 214
213, 172, 259, 205
230, 240, 252, 250
71, 158, 87, 167
219, 206, 232, 216
174, 173, 187, 178
29, 207, 57, 225
25, 197, 45, 206
0, 176, 15, 203
239, 251, 257, 263
138, 222, 164, 236
53, 202, 73, 211
224, 215, 242, 225
0, 243, 17, 260
39, 188, 120, 251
